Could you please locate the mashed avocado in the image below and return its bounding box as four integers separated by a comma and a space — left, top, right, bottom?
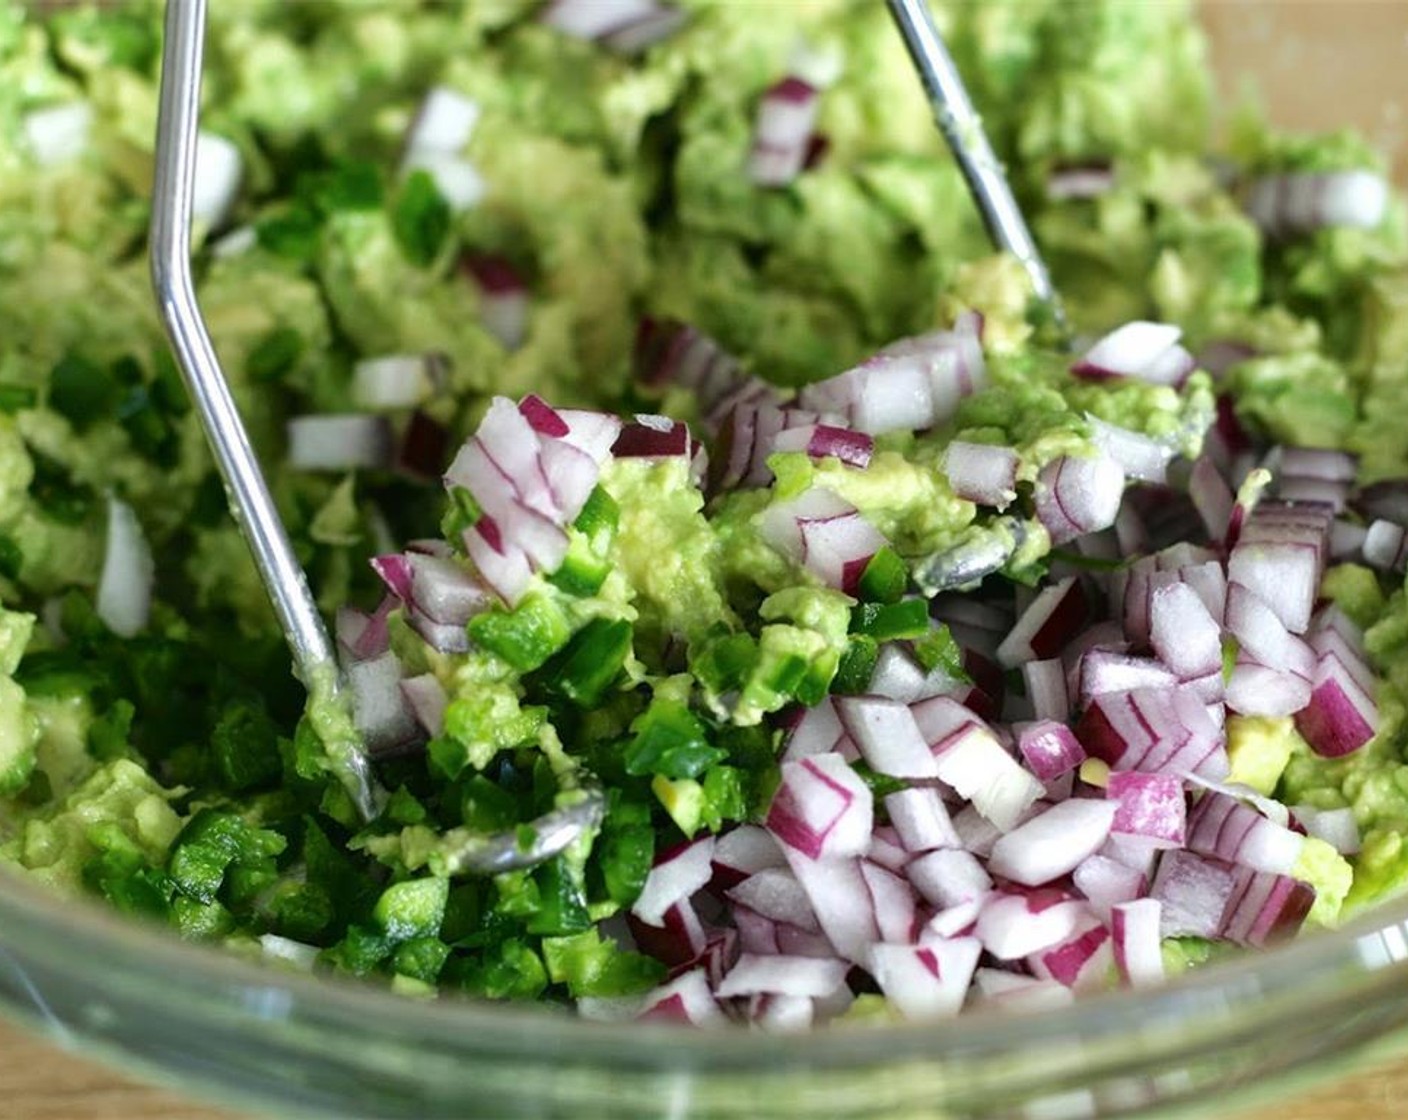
0, 0, 1404, 1014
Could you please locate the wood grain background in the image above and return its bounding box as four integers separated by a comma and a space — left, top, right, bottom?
2, 2, 1407, 1118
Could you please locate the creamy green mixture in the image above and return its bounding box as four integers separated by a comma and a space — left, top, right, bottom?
0, 0, 1403, 1006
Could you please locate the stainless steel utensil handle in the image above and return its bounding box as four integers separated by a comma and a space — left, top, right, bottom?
150, 0, 334, 682
150, 0, 379, 823
886, 0, 1067, 331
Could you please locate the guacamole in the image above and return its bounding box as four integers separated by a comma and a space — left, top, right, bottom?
0, 0, 1404, 1020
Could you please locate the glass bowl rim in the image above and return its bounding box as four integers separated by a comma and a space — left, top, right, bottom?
5, 856, 1408, 1069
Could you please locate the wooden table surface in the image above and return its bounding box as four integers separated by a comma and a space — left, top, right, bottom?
0, 1012, 1403, 1120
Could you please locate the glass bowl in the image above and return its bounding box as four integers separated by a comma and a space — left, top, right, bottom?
4, 4, 1408, 1119
4, 864, 1408, 1119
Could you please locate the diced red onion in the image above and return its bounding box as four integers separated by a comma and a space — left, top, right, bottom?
1114, 501, 1149, 557
461, 521, 535, 606
713, 825, 788, 888
335, 598, 393, 662
860, 859, 919, 944
613, 414, 692, 460
1291, 805, 1361, 855
743, 993, 812, 1032
905, 848, 991, 909
975, 890, 1087, 959
1046, 162, 1114, 201
972, 969, 1075, 1012
866, 827, 911, 874
716, 404, 820, 491
628, 894, 708, 968
779, 699, 846, 763
1111, 899, 1164, 988
996, 576, 1089, 668
1088, 416, 1173, 484
1307, 630, 1376, 699
1150, 850, 1238, 938
1277, 476, 1350, 513
97, 497, 154, 639
191, 131, 242, 229
346, 650, 418, 756
1228, 523, 1329, 637
1158, 540, 1218, 571
1363, 519, 1408, 571
987, 800, 1118, 887
398, 673, 448, 738
783, 853, 878, 963
553, 407, 623, 465
518, 394, 571, 439
636, 969, 726, 1026
1149, 582, 1222, 680
759, 488, 886, 594
798, 321, 985, 434
1015, 720, 1085, 782
943, 441, 1019, 507
731, 906, 781, 957
867, 645, 961, 704
1077, 649, 1180, 709
394, 410, 450, 483
951, 804, 1003, 859
1034, 455, 1126, 546
352, 352, 446, 410
716, 953, 848, 999
405, 614, 471, 658
923, 900, 983, 940
1076, 687, 1229, 781
1294, 649, 1379, 757
22, 102, 92, 168
1219, 868, 1316, 947
1177, 560, 1230, 623
837, 697, 936, 779
1224, 660, 1312, 719
1244, 169, 1389, 240
915, 702, 1044, 830
725, 869, 820, 934
1354, 478, 1408, 526
633, 836, 716, 927
772, 921, 832, 963
865, 939, 981, 1020
408, 553, 492, 626
597, 4, 686, 54
747, 76, 820, 188
771, 423, 873, 470
802, 353, 934, 435
1331, 519, 1368, 561
1106, 771, 1186, 848
1073, 854, 1146, 923
1182, 788, 1300, 873
1021, 660, 1071, 724
287, 414, 392, 471
462, 255, 530, 350
446, 399, 557, 518
1071, 321, 1194, 386
633, 319, 750, 421
765, 755, 873, 861
403, 87, 479, 162
1188, 456, 1235, 543
884, 787, 960, 853
1027, 917, 1112, 991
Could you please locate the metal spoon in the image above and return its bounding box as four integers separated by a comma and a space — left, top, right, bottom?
149, 0, 601, 870
886, 0, 1067, 334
